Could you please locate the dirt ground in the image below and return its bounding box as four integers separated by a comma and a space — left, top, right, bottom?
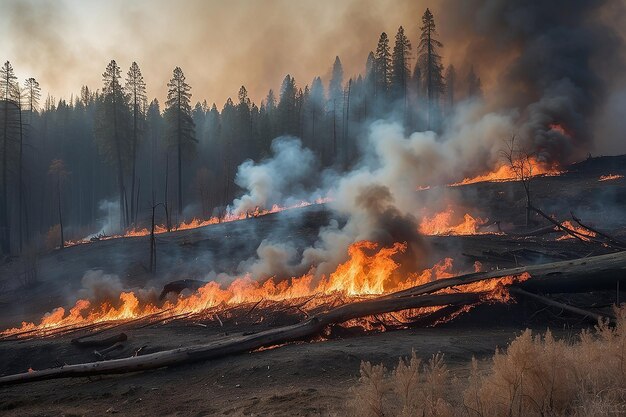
1, 155, 625, 416
1, 306, 584, 417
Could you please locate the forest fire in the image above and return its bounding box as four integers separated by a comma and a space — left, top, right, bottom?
450, 157, 562, 186
1, 241, 525, 338
64, 198, 331, 247
419, 209, 492, 235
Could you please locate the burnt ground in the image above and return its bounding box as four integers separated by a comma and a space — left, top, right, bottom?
0, 155, 625, 416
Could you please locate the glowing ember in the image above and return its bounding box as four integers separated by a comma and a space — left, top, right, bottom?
599, 174, 624, 182
556, 221, 597, 241
419, 209, 490, 235
450, 157, 562, 186
0, 241, 524, 338
64, 198, 331, 247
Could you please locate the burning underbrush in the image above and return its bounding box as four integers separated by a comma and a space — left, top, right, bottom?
64, 198, 330, 248
419, 208, 497, 236
1, 240, 528, 339
449, 157, 562, 187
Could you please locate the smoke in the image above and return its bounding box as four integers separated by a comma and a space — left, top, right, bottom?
232, 137, 319, 214
439, 0, 626, 162
87, 199, 123, 237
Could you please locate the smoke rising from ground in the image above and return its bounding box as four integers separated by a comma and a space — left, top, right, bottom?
232, 138, 319, 215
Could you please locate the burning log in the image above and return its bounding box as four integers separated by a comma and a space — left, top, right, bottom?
570, 212, 626, 250
1, 251, 625, 386
0, 292, 481, 386
391, 251, 626, 298
528, 205, 592, 243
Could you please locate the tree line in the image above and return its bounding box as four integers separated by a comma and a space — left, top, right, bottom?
0, 8, 482, 255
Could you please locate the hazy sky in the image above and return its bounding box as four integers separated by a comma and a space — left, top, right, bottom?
0, 0, 453, 107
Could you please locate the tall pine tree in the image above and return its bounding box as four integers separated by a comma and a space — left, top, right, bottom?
375, 33, 391, 101
165, 67, 196, 216
125, 62, 146, 224
391, 26, 412, 104
94, 60, 131, 228
417, 8, 444, 130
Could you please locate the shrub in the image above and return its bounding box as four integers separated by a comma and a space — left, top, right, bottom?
351, 305, 626, 417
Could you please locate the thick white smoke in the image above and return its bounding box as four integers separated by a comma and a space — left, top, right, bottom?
232, 137, 319, 215
228, 98, 520, 281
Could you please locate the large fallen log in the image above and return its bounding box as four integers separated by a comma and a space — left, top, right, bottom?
2, 251, 625, 386
509, 288, 612, 324
0, 292, 481, 386
390, 250, 626, 298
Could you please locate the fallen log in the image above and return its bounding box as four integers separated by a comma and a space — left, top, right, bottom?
530, 205, 591, 242
570, 212, 626, 250
390, 251, 626, 298
507, 224, 560, 237
0, 292, 481, 386
71, 333, 128, 348
509, 288, 612, 324
2, 252, 625, 386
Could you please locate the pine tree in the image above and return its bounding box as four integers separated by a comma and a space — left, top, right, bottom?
391, 26, 412, 103
417, 8, 444, 130
308, 77, 324, 153
24, 78, 41, 114
94, 60, 131, 228
444, 64, 456, 113
467, 65, 483, 99
125, 62, 146, 224
364, 51, 376, 118
277, 75, 298, 136
165, 66, 196, 216
375, 33, 392, 100
328, 57, 343, 161
1, 61, 19, 253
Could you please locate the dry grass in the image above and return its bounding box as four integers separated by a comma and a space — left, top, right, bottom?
351, 305, 626, 417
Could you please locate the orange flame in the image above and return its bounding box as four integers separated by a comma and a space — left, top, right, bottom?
450, 157, 562, 186
599, 174, 624, 182
65, 198, 332, 247
1, 241, 526, 338
419, 209, 490, 235
556, 220, 596, 241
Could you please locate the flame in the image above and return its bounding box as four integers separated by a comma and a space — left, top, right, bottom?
549, 123, 568, 136
419, 209, 490, 236
556, 220, 596, 241
450, 157, 562, 186
2, 241, 528, 338
599, 174, 624, 182
64, 198, 332, 247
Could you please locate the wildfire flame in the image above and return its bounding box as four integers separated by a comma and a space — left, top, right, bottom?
556, 220, 597, 241
599, 174, 624, 182
1, 241, 526, 338
419, 209, 491, 236
450, 157, 562, 187
64, 198, 331, 247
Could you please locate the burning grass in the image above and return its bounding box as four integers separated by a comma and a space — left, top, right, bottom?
0, 241, 527, 339
419, 209, 495, 236
351, 305, 626, 417
64, 198, 331, 248
450, 157, 562, 187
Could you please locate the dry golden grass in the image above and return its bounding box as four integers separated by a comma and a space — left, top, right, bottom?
351, 305, 626, 417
